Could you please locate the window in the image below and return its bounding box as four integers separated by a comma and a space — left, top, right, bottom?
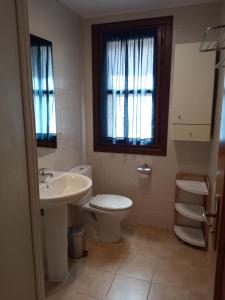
30, 35, 57, 148
92, 17, 173, 155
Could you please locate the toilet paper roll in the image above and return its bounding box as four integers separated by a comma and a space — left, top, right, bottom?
137, 164, 151, 177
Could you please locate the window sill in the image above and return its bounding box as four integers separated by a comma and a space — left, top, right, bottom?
94, 143, 167, 156
37, 139, 57, 148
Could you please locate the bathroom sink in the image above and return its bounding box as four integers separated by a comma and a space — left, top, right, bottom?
39, 171, 92, 282
39, 173, 92, 208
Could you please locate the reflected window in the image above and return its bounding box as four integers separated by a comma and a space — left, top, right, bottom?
30, 35, 57, 148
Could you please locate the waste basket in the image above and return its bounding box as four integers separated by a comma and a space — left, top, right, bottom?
68, 224, 88, 259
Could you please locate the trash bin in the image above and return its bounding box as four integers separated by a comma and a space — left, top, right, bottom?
68, 224, 88, 259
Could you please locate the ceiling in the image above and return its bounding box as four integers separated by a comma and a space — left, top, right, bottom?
59, 0, 218, 18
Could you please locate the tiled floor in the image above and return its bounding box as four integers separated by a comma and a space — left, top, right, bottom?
45, 225, 210, 300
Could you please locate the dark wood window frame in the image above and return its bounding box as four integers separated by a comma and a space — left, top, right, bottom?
92, 16, 173, 156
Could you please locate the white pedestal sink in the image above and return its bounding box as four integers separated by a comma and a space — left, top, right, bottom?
39, 172, 92, 282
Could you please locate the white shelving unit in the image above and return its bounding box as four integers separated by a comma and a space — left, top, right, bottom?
174, 174, 209, 250
174, 225, 205, 248
176, 180, 208, 195
175, 203, 205, 222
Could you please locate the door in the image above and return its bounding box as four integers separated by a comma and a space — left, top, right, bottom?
213, 77, 225, 299
0, 1, 38, 299
207, 70, 225, 300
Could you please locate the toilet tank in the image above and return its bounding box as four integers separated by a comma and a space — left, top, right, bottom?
68, 165, 92, 206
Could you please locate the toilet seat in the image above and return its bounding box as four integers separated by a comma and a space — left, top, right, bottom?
89, 194, 133, 212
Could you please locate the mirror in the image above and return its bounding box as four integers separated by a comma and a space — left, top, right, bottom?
30, 35, 57, 148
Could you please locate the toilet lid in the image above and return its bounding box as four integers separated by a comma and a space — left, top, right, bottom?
90, 194, 133, 212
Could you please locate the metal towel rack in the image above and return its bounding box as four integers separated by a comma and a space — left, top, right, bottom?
200, 25, 225, 69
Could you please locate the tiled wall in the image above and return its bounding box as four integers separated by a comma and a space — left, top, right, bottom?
83, 3, 219, 229
28, 0, 84, 171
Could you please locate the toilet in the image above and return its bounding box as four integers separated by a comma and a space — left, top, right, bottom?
69, 165, 133, 243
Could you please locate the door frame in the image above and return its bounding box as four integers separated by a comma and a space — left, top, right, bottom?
15, 0, 45, 299
214, 173, 225, 300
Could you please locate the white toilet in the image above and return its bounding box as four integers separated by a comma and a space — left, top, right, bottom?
69, 165, 133, 243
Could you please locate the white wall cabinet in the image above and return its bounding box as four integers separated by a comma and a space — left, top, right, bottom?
171, 43, 216, 141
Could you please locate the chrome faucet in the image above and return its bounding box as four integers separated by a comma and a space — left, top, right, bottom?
39, 168, 53, 183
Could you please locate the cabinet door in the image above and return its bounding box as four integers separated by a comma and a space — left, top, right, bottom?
171, 124, 211, 141
171, 43, 216, 125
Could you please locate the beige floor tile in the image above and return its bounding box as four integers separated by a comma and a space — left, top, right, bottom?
148, 283, 190, 300
86, 238, 129, 253
158, 243, 192, 265
128, 238, 161, 257
188, 267, 210, 293
46, 224, 210, 300
73, 266, 114, 299
190, 248, 210, 270
153, 258, 191, 288
86, 246, 123, 273
133, 225, 180, 245
189, 291, 208, 300
153, 258, 210, 293
130, 226, 183, 258
106, 274, 150, 300
134, 225, 163, 242
118, 254, 157, 281
62, 288, 100, 300
157, 230, 181, 245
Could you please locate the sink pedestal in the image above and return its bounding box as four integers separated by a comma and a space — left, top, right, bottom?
44, 206, 68, 282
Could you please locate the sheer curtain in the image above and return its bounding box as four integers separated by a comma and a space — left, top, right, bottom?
31, 39, 56, 141
105, 33, 155, 145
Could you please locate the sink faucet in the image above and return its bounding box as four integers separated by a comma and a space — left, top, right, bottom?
39, 168, 53, 183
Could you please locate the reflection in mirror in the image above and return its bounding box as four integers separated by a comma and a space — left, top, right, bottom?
30, 35, 57, 148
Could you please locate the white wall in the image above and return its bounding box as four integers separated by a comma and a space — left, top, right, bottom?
0, 1, 36, 299
28, 0, 84, 171
83, 3, 219, 228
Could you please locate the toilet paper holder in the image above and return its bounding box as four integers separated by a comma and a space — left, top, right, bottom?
137, 164, 151, 176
